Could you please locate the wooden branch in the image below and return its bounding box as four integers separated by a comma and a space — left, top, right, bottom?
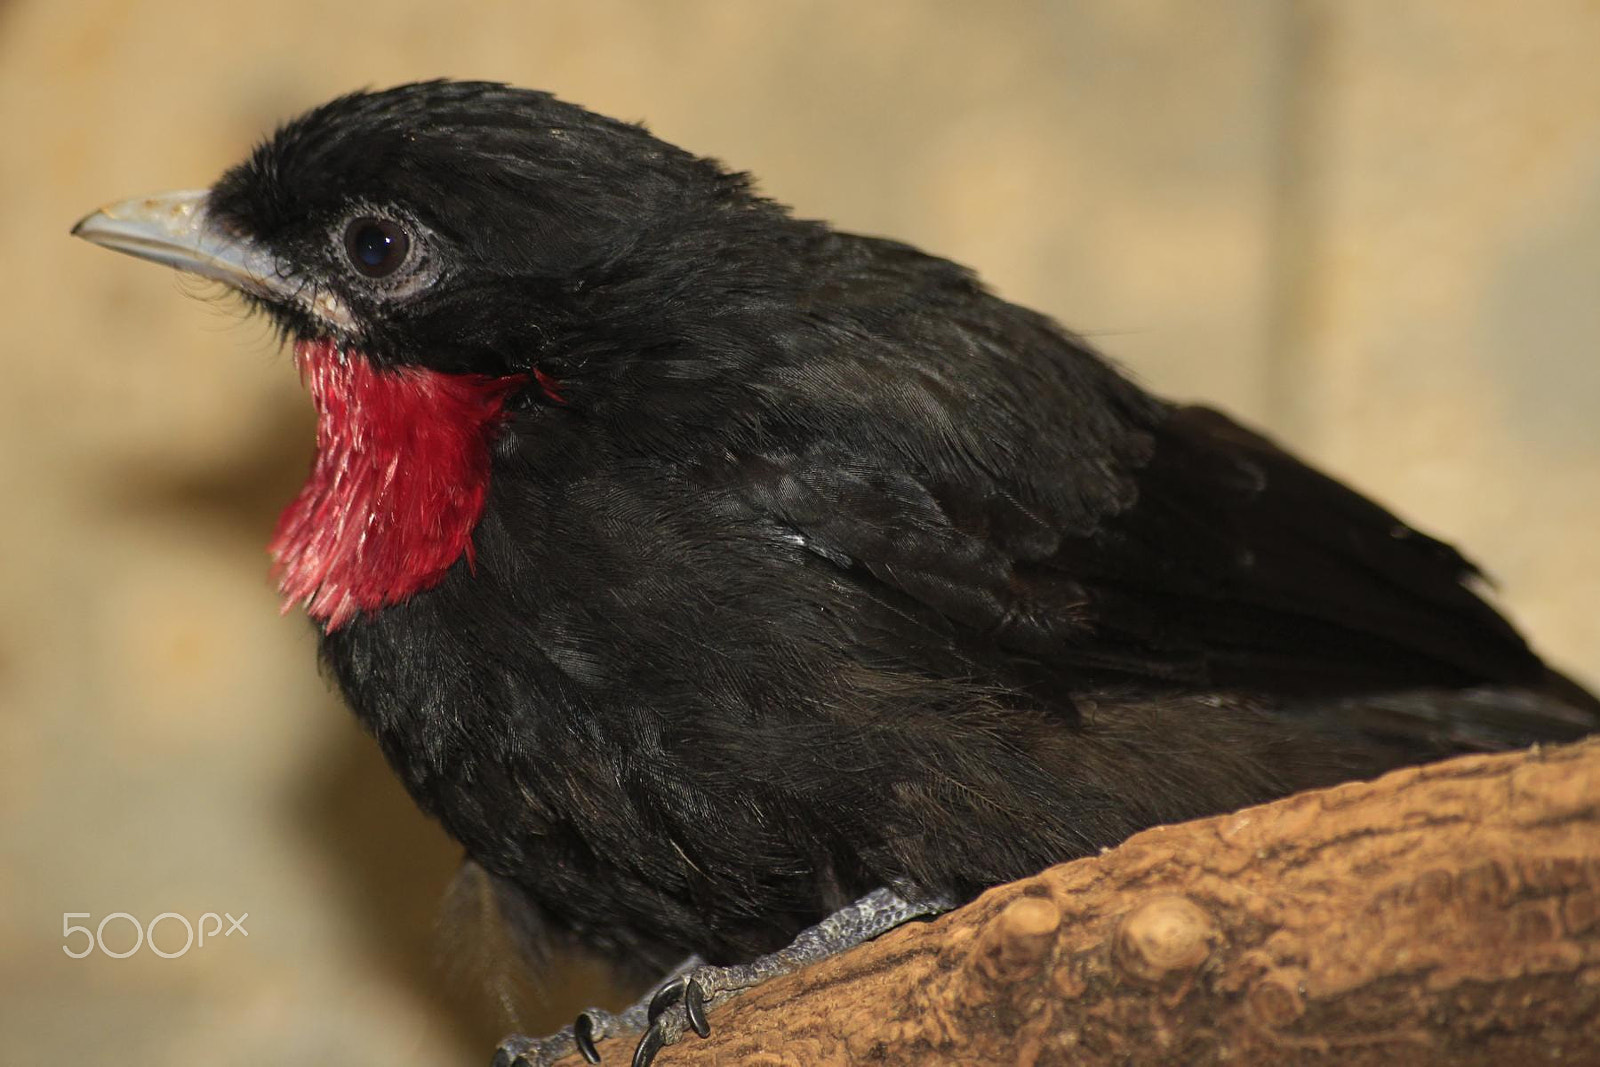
566, 739, 1600, 1066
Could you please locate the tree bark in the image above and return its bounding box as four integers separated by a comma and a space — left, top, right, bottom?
568, 739, 1600, 1065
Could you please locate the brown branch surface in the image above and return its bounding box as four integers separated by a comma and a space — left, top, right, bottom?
566, 740, 1600, 1066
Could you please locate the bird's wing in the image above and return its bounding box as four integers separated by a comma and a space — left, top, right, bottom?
721, 301, 1544, 698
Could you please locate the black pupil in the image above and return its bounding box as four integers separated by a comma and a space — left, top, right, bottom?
345, 218, 408, 277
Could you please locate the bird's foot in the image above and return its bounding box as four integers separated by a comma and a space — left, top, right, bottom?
494, 887, 949, 1066
492, 1025, 573, 1067
493, 1003, 651, 1067
628, 886, 951, 1066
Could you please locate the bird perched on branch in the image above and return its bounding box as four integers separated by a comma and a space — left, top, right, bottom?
74, 81, 1597, 1066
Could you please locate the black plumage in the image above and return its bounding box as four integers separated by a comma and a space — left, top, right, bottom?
102, 81, 1600, 983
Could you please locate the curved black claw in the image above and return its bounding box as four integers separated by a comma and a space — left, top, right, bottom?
630, 976, 713, 1067
630, 1024, 666, 1067
574, 1012, 603, 1064
683, 979, 711, 1039
646, 977, 685, 1023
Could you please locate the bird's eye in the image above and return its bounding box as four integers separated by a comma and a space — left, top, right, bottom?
342, 217, 411, 278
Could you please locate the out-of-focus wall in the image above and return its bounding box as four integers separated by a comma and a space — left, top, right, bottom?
2, 2, 1595, 1064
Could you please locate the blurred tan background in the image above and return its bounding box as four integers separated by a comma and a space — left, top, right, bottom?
3, 1, 1597, 1064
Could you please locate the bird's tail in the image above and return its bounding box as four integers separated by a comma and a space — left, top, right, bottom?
1347, 667, 1599, 755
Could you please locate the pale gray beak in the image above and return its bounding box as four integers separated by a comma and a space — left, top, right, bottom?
72, 190, 354, 327
71, 190, 295, 297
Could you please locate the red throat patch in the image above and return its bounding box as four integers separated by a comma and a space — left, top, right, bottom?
270, 340, 525, 630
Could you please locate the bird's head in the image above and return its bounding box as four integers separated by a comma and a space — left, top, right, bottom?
73, 81, 766, 627
74, 80, 766, 374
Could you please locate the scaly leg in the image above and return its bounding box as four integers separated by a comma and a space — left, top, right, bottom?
493, 887, 950, 1066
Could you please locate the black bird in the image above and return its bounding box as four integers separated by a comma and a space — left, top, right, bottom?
74, 81, 1597, 1065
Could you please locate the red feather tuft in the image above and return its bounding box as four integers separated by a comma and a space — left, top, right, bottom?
270, 339, 524, 630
